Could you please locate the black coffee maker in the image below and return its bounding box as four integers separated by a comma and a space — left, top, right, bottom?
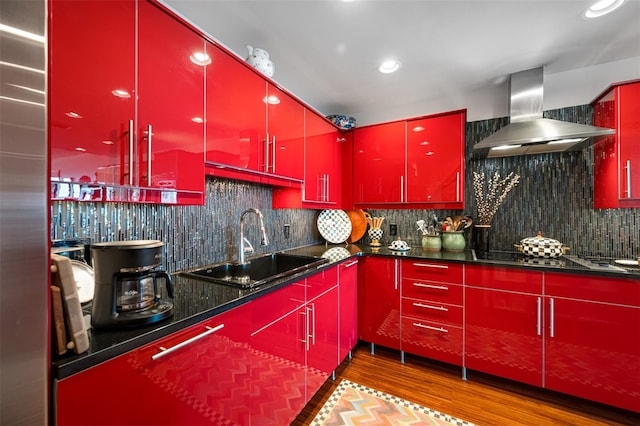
91, 240, 174, 329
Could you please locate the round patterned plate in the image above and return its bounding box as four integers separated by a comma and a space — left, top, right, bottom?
317, 210, 352, 244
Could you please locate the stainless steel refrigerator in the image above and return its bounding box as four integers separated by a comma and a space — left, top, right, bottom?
0, 0, 49, 423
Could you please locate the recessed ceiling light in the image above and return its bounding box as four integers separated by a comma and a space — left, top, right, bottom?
584, 0, 625, 18
379, 60, 401, 74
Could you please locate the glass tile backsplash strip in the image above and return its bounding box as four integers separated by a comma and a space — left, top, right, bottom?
51, 177, 323, 273
366, 105, 639, 259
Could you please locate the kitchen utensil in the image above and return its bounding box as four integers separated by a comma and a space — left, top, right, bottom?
317, 209, 352, 244
345, 209, 367, 243
514, 232, 569, 258
91, 240, 174, 329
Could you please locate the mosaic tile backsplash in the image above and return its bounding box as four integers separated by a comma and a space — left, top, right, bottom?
51, 104, 640, 268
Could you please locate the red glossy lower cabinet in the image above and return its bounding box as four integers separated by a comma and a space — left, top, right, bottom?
464, 265, 544, 387
55, 304, 252, 426
358, 256, 400, 350
338, 259, 359, 362
544, 273, 640, 412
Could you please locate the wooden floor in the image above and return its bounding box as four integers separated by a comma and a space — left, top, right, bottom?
293, 343, 639, 426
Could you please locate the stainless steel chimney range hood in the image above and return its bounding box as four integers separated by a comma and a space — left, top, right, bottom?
473, 67, 615, 159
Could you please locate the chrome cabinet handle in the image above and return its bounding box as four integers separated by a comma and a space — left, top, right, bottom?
536, 297, 541, 336
412, 283, 449, 291
152, 324, 224, 360
413, 302, 448, 312
412, 262, 448, 269
271, 135, 276, 173
310, 303, 316, 345
300, 309, 310, 351
549, 298, 556, 337
342, 260, 358, 268
413, 322, 448, 333
456, 172, 460, 202
128, 119, 134, 185
146, 124, 153, 186
325, 174, 330, 201
264, 133, 270, 172
394, 260, 399, 290
400, 175, 404, 202
626, 160, 632, 198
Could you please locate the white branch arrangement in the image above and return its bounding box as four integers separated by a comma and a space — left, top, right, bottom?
473, 171, 521, 226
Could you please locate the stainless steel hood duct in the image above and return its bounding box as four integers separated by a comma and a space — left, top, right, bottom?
473, 67, 615, 158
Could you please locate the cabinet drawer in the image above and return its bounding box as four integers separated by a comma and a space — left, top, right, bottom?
402, 279, 463, 304
466, 264, 543, 294
401, 297, 462, 325
545, 272, 640, 306
402, 260, 463, 284
401, 318, 462, 366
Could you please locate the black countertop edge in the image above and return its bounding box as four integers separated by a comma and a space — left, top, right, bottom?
52, 244, 639, 380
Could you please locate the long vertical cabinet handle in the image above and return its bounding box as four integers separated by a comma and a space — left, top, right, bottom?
394, 259, 399, 290
146, 124, 153, 186
128, 119, 134, 185
264, 133, 270, 173
549, 298, 555, 338
536, 297, 542, 336
325, 174, 330, 202
626, 160, 632, 198
310, 303, 316, 345
456, 172, 460, 202
400, 176, 404, 202
300, 309, 310, 351
271, 135, 276, 173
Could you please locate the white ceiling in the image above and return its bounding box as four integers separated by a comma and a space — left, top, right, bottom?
162, 0, 640, 126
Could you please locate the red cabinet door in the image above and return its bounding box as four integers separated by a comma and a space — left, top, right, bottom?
205, 42, 265, 172
358, 256, 401, 350
618, 82, 640, 202
56, 307, 251, 426
49, 0, 135, 190
544, 296, 640, 412
465, 287, 543, 387
306, 287, 339, 397
339, 259, 359, 362
304, 111, 341, 204
593, 81, 640, 208
266, 84, 304, 180
137, 1, 204, 193
406, 112, 464, 207
353, 122, 406, 204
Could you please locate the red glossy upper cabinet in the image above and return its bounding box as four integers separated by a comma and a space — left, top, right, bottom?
303, 110, 342, 205
205, 42, 266, 173
266, 83, 304, 180
353, 121, 406, 204
49, 0, 135, 192
593, 81, 640, 208
137, 1, 205, 196
406, 111, 465, 208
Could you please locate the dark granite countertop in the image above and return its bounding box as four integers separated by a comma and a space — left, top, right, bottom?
52, 243, 640, 380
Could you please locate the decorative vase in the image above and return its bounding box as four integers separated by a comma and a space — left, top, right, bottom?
472, 224, 491, 253
368, 227, 383, 247
421, 235, 442, 252
441, 231, 466, 252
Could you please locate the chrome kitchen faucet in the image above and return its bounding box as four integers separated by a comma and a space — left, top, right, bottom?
239, 208, 269, 265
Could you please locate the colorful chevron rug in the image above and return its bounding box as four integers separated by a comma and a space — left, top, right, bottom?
311, 379, 475, 426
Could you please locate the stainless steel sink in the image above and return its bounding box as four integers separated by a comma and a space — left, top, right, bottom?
182, 253, 328, 288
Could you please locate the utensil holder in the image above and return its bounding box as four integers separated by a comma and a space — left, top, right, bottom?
421, 235, 442, 252
441, 231, 466, 252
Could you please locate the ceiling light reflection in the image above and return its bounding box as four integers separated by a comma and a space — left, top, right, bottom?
584, 0, 625, 18
111, 89, 131, 98
190, 52, 211, 66
0, 24, 45, 43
